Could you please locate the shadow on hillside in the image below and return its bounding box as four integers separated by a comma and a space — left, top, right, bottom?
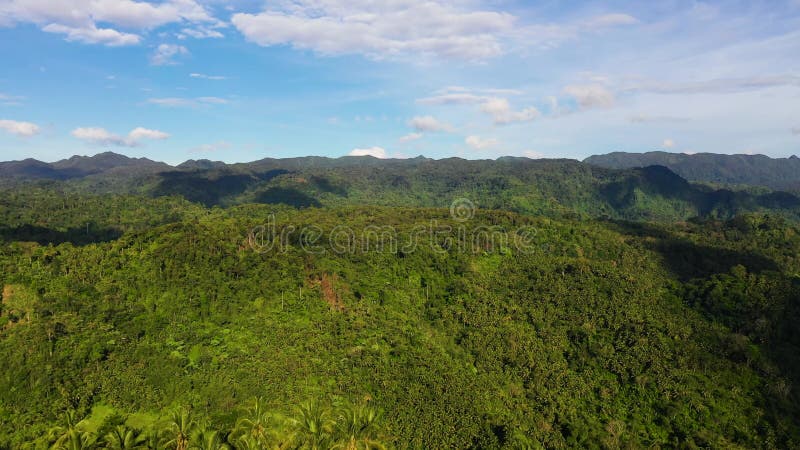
599, 166, 800, 219
0, 224, 123, 246
607, 220, 778, 280
255, 187, 321, 208
310, 175, 348, 196
151, 169, 289, 206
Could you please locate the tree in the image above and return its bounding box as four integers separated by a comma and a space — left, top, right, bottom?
104, 425, 146, 449
332, 404, 386, 450
287, 402, 334, 450
233, 397, 286, 449
161, 408, 195, 450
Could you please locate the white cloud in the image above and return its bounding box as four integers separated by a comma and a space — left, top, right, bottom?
190, 141, 231, 153
417, 92, 488, 106
479, 97, 540, 124
662, 139, 675, 148
196, 96, 228, 104
465, 135, 498, 150
190, 73, 226, 80
792, 127, 800, 135
563, 84, 615, 109
128, 127, 169, 140
0, 0, 219, 46
349, 146, 387, 158
147, 96, 228, 107
0, 119, 40, 137
231, 1, 515, 61
581, 13, 638, 30
150, 43, 189, 65
522, 150, 545, 159
71, 126, 169, 147
514, 12, 638, 50
42, 23, 140, 46
0, 92, 24, 106
399, 133, 423, 143
179, 27, 223, 39
408, 116, 453, 133
418, 89, 539, 125
623, 75, 800, 95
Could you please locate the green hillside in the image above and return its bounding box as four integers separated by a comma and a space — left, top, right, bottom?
585, 152, 800, 193
5, 156, 793, 223
1, 192, 799, 448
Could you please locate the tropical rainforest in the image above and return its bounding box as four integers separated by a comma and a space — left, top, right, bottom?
0, 152, 799, 448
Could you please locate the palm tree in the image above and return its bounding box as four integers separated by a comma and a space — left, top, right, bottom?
188, 427, 230, 450
232, 397, 289, 449
332, 405, 386, 450
161, 408, 195, 450
48, 410, 88, 450
50, 429, 97, 450
104, 425, 147, 449
287, 402, 334, 450
142, 430, 163, 450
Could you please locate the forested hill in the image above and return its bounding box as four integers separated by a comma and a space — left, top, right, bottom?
584, 151, 800, 192
2, 152, 800, 223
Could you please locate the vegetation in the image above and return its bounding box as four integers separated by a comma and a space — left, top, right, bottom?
1, 153, 800, 448
585, 151, 800, 193
3, 153, 800, 222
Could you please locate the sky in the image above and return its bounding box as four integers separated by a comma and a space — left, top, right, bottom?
0, 0, 799, 164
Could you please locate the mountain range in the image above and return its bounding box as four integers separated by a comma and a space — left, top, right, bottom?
1, 151, 799, 222
585, 151, 800, 192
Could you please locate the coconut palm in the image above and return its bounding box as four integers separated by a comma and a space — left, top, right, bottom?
160, 408, 195, 450
232, 397, 292, 449
188, 427, 230, 450
287, 402, 334, 450
50, 429, 97, 450
104, 425, 147, 449
332, 405, 386, 450
48, 410, 88, 450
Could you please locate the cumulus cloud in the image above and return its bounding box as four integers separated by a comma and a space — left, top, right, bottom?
0, 119, 40, 137
71, 126, 169, 147
479, 97, 540, 124
349, 146, 387, 158
42, 23, 140, 46
231, 1, 515, 61
465, 135, 498, 150
147, 96, 228, 107
408, 116, 453, 133
418, 88, 540, 125
0, 0, 219, 46
150, 43, 189, 65
662, 139, 675, 148
128, 127, 169, 140
563, 84, 615, 109
399, 133, 423, 143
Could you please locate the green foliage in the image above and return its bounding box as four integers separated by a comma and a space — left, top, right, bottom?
0, 190, 799, 448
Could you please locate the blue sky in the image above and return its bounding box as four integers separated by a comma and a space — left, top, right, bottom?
0, 0, 799, 164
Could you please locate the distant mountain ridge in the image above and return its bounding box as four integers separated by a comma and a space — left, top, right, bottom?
584, 151, 800, 192
0, 151, 169, 180
2, 151, 800, 222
